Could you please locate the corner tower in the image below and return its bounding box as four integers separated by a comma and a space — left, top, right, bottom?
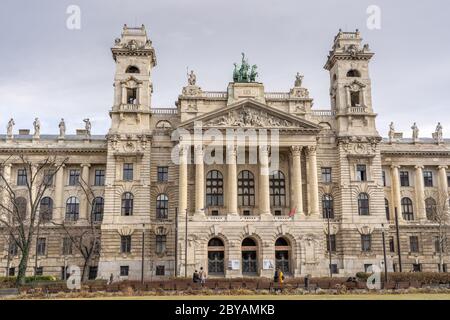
325, 30, 377, 137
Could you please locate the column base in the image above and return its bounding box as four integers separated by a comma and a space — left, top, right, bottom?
260, 213, 273, 221
192, 212, 206, 221
293, 213, 305, 221
226, 213, 240, 221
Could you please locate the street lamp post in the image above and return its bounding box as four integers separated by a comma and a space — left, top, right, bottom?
327, 211, 333, 278
174, 207, 178, 277
141, 223, 145, 284
394, 207, 402, 272
381, 223, 388, 285
185, 209, 188, 279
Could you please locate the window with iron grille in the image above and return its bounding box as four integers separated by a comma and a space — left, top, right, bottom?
410, 236, 419, 253
326, 234, 336, 252
156, 194, 169, 219
65, 197, 80, 221
68, 169, 80, 186
62, 237, 73, 255
157, 166, 168, 182
17, 168, 27, 186
322, 194, 334, 219
121, 192, 133, 216
120, 266, 129, 276
94, 169, 105, 186
358, 193, 370, 216
401, 197, 414, 221
123, 163, 133, 181
92, 197, 104, 222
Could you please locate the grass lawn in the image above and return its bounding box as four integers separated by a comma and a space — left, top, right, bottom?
73, 294, 450, 300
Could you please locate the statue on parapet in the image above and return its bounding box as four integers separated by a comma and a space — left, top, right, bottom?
7, 118, 14, 138
295, 72, 304, 87
187, 70, 197, 86
411, 122, 419, 143
83, 118, 91, 138
388, 122, 395, 144
33, 118, 41, 139
59, 118, 66, 139
435, 122, 443, 144
233, 53, 257, 83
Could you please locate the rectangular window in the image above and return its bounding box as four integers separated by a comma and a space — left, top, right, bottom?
211, 210, 219, 216
17, 169, 27, 186
330, 264, 338, 274
423, 171, 433, 187
36, 238, 46, 256
94, 169, 105, 186
62, 237, 73, 255
326, 234, 337, 252
447, 174, 450, 188
8, 267, 15, 277
412, 264, 422, 272
410, 236, 419, 253
443, 264, 448, 273
156, 265, 165, 276
120, 235, 131, 253
157, 166, 169, 182
400, 171, 410, 187
120, 266, 129, 277
69, 169, 80, 186
321, 167, 332, 183
156, 235, 167, 254
434, 237, 446, 253
43, 170, 54, 186
88, 266, 98, 280
382, 171, 386, 187
8, 240, 18, 256
361, 234, 372, 252
356, 164, 367, 182
389, 237, 395, 253
274, 210, 282, 216
243, 210, 251, 216
35, 267, 43, 276
61, 266, 69, 280
123, 163, 133, 181
364, 264, 372, 273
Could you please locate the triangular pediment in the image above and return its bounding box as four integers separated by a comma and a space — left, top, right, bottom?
179, 99, 321, 132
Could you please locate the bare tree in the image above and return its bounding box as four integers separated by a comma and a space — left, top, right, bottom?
0, 155, 67, 285
52, 177, 102, 282
434, 191, 450, 272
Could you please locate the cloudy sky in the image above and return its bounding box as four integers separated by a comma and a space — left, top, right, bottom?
0, 0, 449, 137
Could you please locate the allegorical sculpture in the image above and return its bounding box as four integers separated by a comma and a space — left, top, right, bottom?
33, 118, 41, 139
59, 118, 66, 139
388, 122, 395, 144
294, 72, 304, 87
411, 122, 419, 143
187, 70, 197, 86
7, 118, 14, 138
83, 118, 91, 138
233, 53, 258, 83
434, 122, 443, 144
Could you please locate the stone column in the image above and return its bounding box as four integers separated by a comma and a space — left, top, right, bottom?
54, 164, 65, 221
80, 164, 90, 220
307, 146, 319, 216
178, 145, 188, 216
227, 146, 238, 215
414, 165, 426, 220
1, 164, 12, 208
121, 85, 127, 104
259, 146, 271, 216
391, 165, 403, 221
438, 165, 449, 205
194, 145, 205, 216
291, 146, 304, 216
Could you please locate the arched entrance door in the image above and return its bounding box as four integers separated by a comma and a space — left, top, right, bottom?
208, 238, 225, 276
275, 237, 290, 274
242, 238, 258, 276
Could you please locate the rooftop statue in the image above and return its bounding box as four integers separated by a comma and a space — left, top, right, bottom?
233, 53, 258, 83
7, 118, 14, 138
187, 70, 197, 86
294, 72, 304, 87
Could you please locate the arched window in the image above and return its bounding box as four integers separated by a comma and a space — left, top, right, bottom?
206, 170, 224, 207
270, 171, 286, 207
65, 197, 80, 221
121, 192, 134, 216
242, 237, 258, 275
275, 237, 290, 274
358, 193, 370, 216
40, 197, 53, 222
156, 194, 169, 219
155, 120, 172, 129
322, 194, 334, 219
238, 170, 255, 207
425, 197, 437, 221
347, 69, 361, 77
401, 197, 414, 221
208, 238, 225, 275
385, 198, 390, 221
14, 197, 27, 222
125, 65, 140, 74
92, 197, 104, 222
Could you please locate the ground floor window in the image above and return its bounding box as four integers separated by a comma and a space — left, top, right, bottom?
208, 238, 225, 275
156, 265, 165, 276
242, 238, 258, 275
120, 266, 129, 276
275, 237, 291, 274
88, 266, 98, 280
8, 267, 15, 277
412, 264, 422, 272
35, 267, 43, 276
330, 264, 338, 274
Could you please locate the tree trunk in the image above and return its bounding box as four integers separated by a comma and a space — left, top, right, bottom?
16, 246, 30, 286
81, 257, 90, 283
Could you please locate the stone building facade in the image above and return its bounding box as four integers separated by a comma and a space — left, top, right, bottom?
0, 26, 449, 281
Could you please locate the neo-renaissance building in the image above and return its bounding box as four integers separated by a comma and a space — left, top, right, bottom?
1, 25, 449, 281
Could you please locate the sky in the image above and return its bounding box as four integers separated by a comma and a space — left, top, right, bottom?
0, 0, 449, 137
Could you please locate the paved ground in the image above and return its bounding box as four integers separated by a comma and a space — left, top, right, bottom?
74, 294, 450, 300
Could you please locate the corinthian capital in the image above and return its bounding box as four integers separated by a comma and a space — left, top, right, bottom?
306, 145, 317, 155
290, 145, 303, 157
